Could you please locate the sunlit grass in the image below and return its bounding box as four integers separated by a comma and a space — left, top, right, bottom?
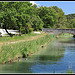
0, 32, 44, 42
57, 33, 73, 37
0, 34, 54, 64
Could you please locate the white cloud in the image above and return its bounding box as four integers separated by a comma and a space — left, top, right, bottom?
30, 1, 36, 5
30, 1, 40, 7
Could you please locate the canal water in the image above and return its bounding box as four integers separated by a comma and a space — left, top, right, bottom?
0, 36, 75, 73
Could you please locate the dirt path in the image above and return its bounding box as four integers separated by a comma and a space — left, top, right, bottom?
0, 34, 46, 51
7, 34, 45, 44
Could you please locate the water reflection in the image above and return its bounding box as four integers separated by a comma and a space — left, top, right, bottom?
0, 62, 33, 73
0, 37, 75, 73
29, 37, 75, 73
38, 55, 63, 61
57, 37, 75, 44
29, 40, 66, 73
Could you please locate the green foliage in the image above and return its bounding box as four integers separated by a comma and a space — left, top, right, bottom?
66, 14, 75, 28
66, 13, 75, 20
0, 2, 73, 36
28, 15, 44, 31
38, 6, 58, 28
0, 2, 45, 35
0, 2, 33, 35
52, 6, 67, 28
57, 33, 73, 38
0, 34, 54, 64
68, 18, 75, 28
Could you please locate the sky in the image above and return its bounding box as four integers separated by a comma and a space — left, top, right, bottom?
30, 1, 75, 15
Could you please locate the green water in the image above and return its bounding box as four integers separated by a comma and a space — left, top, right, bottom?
0, 36, 75, 74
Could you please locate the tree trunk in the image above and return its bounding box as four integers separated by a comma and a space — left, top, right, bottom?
17, 25, 21, 36
3, 25, 12, 37
5, 28, 12, 37
19, 28, 21, 36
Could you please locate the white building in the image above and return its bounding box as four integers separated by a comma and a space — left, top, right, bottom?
0, 29, 19, 36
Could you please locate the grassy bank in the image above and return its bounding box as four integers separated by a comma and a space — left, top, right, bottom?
56, 33, 73, 42
0, 32, 46, 52
57, 33, 73, 37
0, 34, 55, 64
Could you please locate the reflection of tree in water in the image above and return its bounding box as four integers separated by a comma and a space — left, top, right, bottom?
67, 46, 75, 50
29, 41, 66, 73
38, 47, 65, 62
57, 37, 75, 44
39, 55, 64, 61
30, 40, 66, 65
0, 61, 33, 73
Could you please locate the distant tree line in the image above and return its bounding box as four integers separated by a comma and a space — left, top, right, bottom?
66, 14, 75, 28
0, 2, 74, 36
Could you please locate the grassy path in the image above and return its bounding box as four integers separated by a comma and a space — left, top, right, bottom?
6, 34, 46, 44
0, 33, 46, 52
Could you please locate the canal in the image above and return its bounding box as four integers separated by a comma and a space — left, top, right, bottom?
0, 36, 75, 73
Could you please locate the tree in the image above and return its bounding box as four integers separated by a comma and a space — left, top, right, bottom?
67, 18, 75, 28
29, 15, 44, 31
52, 6, 67, 28
65, 13, 75, 28
31, 4, 38, 16
37, 6, 58, 28
0, 2, 33, 36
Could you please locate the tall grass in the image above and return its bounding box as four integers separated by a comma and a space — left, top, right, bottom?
0, 34, 55, 64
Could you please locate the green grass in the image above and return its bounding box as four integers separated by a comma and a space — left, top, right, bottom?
57, 33, 73, 37
0, 33, 42, 42
0, 34, 55, 64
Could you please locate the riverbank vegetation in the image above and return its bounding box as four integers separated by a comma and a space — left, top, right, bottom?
56, 33, 74, 43
57, 33, 73, 37
0, 34, 55, 64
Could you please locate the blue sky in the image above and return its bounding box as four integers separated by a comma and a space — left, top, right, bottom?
33, 1, 75, 15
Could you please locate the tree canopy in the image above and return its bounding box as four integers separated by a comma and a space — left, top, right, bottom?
0, 2, 74, 36
66, 13, 75, 28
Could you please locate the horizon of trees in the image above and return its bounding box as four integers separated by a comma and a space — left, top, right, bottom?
0, 2, 75, 36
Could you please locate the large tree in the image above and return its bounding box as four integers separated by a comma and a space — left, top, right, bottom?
0, 2, 33, 36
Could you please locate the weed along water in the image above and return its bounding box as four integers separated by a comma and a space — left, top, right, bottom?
0, 35, 75, 73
